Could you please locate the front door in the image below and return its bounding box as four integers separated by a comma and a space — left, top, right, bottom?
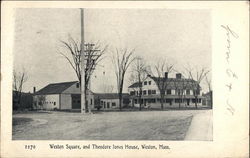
72, 94, 81, 109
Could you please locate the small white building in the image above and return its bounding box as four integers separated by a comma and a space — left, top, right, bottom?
33, 81, 94, 110
94, 93, 130, 110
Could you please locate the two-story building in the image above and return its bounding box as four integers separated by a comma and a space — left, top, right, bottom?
128, 73, 203, 109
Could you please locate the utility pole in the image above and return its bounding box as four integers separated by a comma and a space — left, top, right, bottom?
80, 8, 86, 114
84, 43, 100, 113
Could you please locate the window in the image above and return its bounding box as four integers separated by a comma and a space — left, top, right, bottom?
166, 99, 172, 103
107, 102, 110, 108
194, 89, 200, 95
197, 90, 200, 95
152, 90, 156, 94
144, 81, 147, 85
192, 99, 197, 103
151, 99, 156, 103
112, 102, 116, 106
130, 91, 135, 95
166, 89, 171, 95
175, 99, 182, 103
101, 101, 103, 105
54, 102, 56, 105
77, 100, 80, 103
178, 90, 182, 95
148, 90, 152, 95
149, 81, 151, 85
143, 90, 147, 95
175, 90, 181, 95
186, 89, 190, 95
103, 102, 106, 108
76, 83, 80, 88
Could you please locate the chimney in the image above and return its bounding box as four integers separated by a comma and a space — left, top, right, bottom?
33, 87, 36, 93
176, 73, 182, 79
165, 72, 168, 78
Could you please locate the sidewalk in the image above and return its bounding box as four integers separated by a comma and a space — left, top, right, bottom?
185, 110, 213, 141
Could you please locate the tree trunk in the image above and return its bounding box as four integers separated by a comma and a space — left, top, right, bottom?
160, 94, 164, 110
139, 96, 142, 111
84, 85, 88, 113
195, 96, 198, 109
118, 84, 123, 110
178, 97, 181, 109
139, 88, 142, 111
119, 92, 122, 110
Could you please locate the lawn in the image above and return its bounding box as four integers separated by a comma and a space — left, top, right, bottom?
12, 110, 201, 140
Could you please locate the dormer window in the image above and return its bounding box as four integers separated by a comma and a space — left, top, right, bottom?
76, 83, 80, 88
149, 81, 151, 85
144, 81, 147, 85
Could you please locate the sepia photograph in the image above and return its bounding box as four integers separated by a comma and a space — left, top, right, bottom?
1, 1, 249, 158
12, 8, 213, 141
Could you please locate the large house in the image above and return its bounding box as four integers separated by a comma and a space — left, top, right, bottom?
33, 81, 130, 111
128, 73, 203, 109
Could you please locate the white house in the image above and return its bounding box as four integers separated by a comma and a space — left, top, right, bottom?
128, 73, 203, 109
33, 81, 94, 110
94, 93, 130, 110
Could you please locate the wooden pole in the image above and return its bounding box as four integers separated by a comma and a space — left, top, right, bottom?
80, 8, 86, 114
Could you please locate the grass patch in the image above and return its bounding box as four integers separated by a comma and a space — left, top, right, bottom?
12, 111, 195, 140
13, 117, 33, 126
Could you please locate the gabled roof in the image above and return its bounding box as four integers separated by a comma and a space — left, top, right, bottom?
128, 82, 142, 88
150, 77, 200, 89
128, 76, 200, 90
35, 81, 78, 95
94, 93, 129, 99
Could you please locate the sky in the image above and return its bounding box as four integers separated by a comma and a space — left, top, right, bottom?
13, 9, 211, 93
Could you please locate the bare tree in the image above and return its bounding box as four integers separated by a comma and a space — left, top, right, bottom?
171, 71, 192, 109
112, 48, 135, 110
172, 78, 182, 109
205, 73, 213, 108
36, 95, 46, 110
13, 68, 28, 110
185, 66, 210, 109
59, 35, 107, 111
149, 59, 174, 110
130, 57, 149, 110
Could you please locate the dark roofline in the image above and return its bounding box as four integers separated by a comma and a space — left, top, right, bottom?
35, 81, 78, 95
48, 81, 78, 85
94, 93, 129, 99
128, 82, 142, 88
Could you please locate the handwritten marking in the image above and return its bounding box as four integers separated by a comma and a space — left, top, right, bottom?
221, 25, 239, 115
221, 25, 239, 63
226, 69, 238, 79
226, 99, 235, 115
225, 83, 232, 91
